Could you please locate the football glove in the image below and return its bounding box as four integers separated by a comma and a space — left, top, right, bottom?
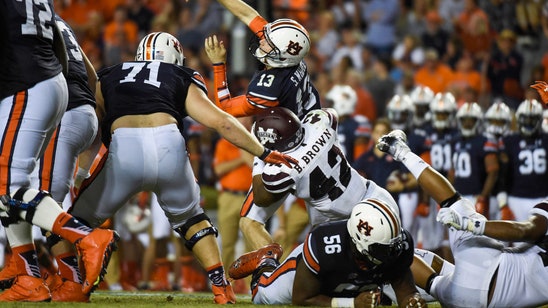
437, 207, 486, 235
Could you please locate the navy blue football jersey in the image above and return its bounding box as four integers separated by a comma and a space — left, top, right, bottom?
337, 115, 371, 164
246, 61, 320, 119
501, 132, 548, 198
352, 150, 403, 199
54, 16, 95, 111
302, 220, 414, 298
97, 61, 207, 146
428, 128, 458, 176
0, 0, 62, 99
451, 134, 498, 195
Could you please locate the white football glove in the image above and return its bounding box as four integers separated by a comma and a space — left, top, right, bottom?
436, 207, 485, 235
376, 130, 410, 162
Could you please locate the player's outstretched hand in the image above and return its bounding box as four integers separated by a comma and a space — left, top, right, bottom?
376, 130, 410, 161
403, 293, 427, 308
530, 81, 548, 105
260, 149, 298, 168
204, 35, 227, 64
437, 207, 485, 235
354, 288, 381, 308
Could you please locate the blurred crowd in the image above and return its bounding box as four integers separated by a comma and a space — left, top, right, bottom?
30, 0, 548, 294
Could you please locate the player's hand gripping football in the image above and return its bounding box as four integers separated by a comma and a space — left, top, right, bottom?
530, 81, 548, 105
259, 148, 298, 168
437, 207, 485, 235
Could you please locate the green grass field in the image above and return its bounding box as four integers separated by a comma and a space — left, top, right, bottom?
0, 290, 444, 307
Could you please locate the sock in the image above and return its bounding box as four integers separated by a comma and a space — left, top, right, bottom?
51, 212, 92, 244
11, 243, 41, 278
206, 263, 227, 287
56, 252, 82, 283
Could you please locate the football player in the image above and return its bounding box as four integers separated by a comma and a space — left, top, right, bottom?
0, 1, 118, 301
378, 129, 548, 307
483, 101, 514, 220
421, 92, 458, 258
500, 99, 548, 222
68, 32, 295, 304
230, 199, 426, 307
384, 94, 431, 242
450, 102, 499, 219
204, 0, 321, 252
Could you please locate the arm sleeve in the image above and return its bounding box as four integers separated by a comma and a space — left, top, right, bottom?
249, 16, 268, 36
212, 63, 257, 117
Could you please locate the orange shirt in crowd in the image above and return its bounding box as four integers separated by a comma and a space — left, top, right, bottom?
414, 64, 454, 94
60, 0, 100, 27
103, 20, 139, 46
213, 139, 252, 192
353, 87, 377, 123
447, 70, 482, 98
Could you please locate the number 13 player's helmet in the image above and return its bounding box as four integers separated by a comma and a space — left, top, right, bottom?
347, 199, 404, 266
249, 19, 311, 68
253, 107, 304, 153
136, 32, 185, 65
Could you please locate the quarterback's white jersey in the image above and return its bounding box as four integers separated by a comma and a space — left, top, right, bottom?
257, 109, 398, 226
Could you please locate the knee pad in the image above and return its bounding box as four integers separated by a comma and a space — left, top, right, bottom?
174, 213, 218, 250
0, 187, 49, 226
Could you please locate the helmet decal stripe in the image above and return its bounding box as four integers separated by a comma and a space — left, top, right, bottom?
365, 199, 400, 238
144, 32, 157, 60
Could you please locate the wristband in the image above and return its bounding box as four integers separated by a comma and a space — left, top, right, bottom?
401, 152, 429, 179
331, 297, 354, 308
259, 148, 271, 160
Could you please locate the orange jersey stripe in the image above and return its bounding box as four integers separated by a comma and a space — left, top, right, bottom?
302, 235, 320, 274
240, 190, 255, 217
252, 257, 298, 297
39, 126, 59, 192
0, 91, 28, 195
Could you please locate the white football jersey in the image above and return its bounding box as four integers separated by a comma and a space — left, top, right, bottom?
259, 109, 390, 225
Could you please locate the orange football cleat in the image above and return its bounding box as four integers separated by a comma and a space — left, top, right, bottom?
75, 229, 119, 295
50, 279, 90, 302
228, 243, 282, 280
0, 257, 17, 290
0, 275, 51, 302
212, 283, 236, 304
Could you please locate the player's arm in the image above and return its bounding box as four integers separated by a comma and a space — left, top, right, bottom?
292, 258, 331, 306
81, 46, 97, 95
186, 83, 296, 167
215, 0, 267, 33
204, 35, 261, 117
252, 174, 289, 207
482, 213, 547, 242
389, 267, 425, 308
52, 20, 68, 77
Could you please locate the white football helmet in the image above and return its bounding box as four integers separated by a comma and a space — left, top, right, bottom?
347, 198, 404, 265
484, 100, 512, 137
136, 32, 185, 65
409, 85, 435, 127
387, 94, 414, 131
456, 102, 483, 137
325, 85, 357, 116
249, 18, 310, 68
542, 109, 548, 133
430, 92, 457, 130
516, 99, 543, 136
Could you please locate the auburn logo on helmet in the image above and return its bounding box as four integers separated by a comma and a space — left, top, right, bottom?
287, 40, 303, 56
357, 219, 374, 236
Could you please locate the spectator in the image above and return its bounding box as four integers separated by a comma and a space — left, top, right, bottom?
421, 10, 450, 59
363, 0, 400, 58
103, 4, 139, 66
126, 0, 155, 38
454, 0, 493, 63
486, 29, 524, 110
328, 22, 364, 71
346, 69, 377, 123
310, 10, 340, 71
365, 57, 396, 118
447, 53, 483, 105
414, 48, 454, 94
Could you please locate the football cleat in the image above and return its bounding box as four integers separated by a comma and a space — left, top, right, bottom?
0, 257, 17, 290
75, 229, 119, 295
212, 282, 236, 304
0, 275, 51, 302
48, 275, 89, 303
228, 243, 282, 280
376, 130, 410, 161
